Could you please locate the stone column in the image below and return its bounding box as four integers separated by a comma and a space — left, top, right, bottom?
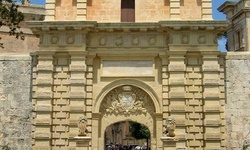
45, 0, 56, 21
202, 52, 226, 149
168, 51, 186, 148
169, 0, 180, 19
201, 0, 212, 20
32, 52, 54, 149
77, 0, 87, 20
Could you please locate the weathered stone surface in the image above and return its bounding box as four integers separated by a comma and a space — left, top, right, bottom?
0, 55, 32, 150
225, 53, 250, 149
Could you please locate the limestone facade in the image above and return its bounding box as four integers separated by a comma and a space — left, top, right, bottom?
28, 17, 227, 149
5, 0, 250, 149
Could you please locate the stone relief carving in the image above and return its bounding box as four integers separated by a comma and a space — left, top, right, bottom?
66, 34, 75, 44
163, 116, 176, 137
88, 33, 166, 48
148, 35, 157, 45
182, 35, 189, 44
198, 35, 206, 44
78, 115, 88, 136
132, 36, 140, 46
99, 36, 107, 46
101, 85, 153, 115
51, 35, 59, 44
115, 36, 124, 46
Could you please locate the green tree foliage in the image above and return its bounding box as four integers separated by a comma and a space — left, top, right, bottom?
0, 0, 28, 48
129, 122, 150, 140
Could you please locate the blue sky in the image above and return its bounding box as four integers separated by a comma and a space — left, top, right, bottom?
27, 0, 228, 51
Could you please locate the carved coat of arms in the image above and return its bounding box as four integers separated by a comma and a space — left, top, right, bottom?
102, 86, 148, 115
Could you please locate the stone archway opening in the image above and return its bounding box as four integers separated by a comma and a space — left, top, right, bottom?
94, 84, 159, 149
104, 120, 151, 150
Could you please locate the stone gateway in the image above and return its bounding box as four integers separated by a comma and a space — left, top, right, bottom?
1, 0, 250, 150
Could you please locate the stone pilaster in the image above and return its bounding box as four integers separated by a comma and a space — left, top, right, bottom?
169, 0, 181, 19
68, 52, 87, 147
45, 0, 56, 21
202, 52, 226, 149
168, 51, 186, 148
185, 53, 204, 149
77, 0, 87, 20
51, 53, 71, 149
86, 55, 94, 147
32, 52, 54, 149
201, 0, 212, 20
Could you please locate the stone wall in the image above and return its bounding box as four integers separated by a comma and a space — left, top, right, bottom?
0, 55, 32, 149
225, 52, 250, 149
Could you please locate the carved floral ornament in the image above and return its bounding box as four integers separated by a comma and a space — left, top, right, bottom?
100, 85, 154, 115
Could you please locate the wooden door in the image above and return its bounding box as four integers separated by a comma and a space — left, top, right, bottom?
121, 0, 135, 22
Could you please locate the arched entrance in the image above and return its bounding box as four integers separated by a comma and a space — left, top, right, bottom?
92, 80, 162, 149
105, 121, 151, 149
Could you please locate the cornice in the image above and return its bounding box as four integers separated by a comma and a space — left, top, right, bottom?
27, 20, 228, 33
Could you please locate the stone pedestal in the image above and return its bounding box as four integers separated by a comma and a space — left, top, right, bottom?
74, 136, 91, 150
161, 137, 178, 150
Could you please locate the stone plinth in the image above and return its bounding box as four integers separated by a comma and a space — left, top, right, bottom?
161, 137, 178, 150
74, 136, 91, 150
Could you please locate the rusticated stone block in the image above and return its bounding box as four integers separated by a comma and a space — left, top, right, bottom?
204, 133, 221, 140
205, 120, 221, 126
36, 92, 53, 99
33, 132, 51, 139
70, 105, 85, 112
204, 105, 221, 112
70, 78, 86, 85
70, 92, 86, 98
70, 65, 86, 71
189, 140, 202, 147
36, 78, 53, 85
169, 64, 186, 72
203, 79, 219, 85
169, 91, 185, 98
169, 78, 185, 85
32, 146, 51, 150
57, 73, 68, 79
56, 112, 68, 119
37, 65, 53, 71
203, 92, 220, 99
170, 105, 186, 112
35, 105, 52, 112
202, 65, 219, 72
34, 118, 51, 125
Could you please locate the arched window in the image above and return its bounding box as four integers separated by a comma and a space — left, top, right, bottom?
121, 0, 135, 22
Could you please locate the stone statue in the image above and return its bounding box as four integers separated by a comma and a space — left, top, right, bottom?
163, 116, 176, 137
78, 115, 88, 136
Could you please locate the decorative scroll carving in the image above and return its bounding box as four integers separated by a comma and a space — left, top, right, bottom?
163, 116, 176, 137
78, 115, 88, 136
101, 85, 154, 115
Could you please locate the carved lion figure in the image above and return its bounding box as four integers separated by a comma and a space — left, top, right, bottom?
78, 115, 88, 136
163, 116, 176, 137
